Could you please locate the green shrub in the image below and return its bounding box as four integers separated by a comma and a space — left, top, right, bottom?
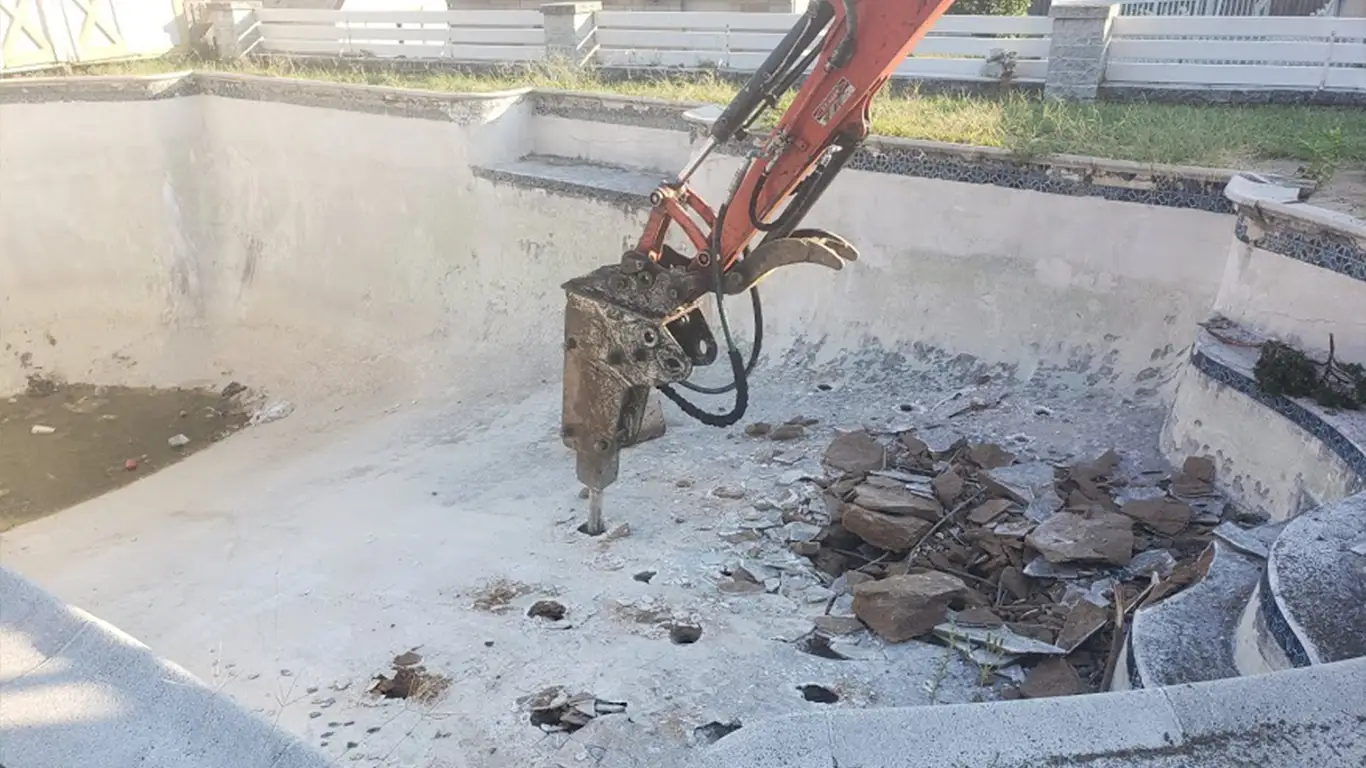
945, 0, 1031, 15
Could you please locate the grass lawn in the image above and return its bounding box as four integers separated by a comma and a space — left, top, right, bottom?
34, 55, 1366, 173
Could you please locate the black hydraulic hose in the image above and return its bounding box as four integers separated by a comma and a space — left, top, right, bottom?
677, 287, 763, 395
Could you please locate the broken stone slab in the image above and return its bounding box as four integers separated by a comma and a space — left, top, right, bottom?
1125, 549, 1177, 580
917, 428, 968, 458
933, 622, 1066, 657
1019, 658, 1084, 699
784, 521, 823, 543
842, 505, 933, 552
1121, 497, 1193, 536
1026, 511, 1134, 567
942, 636, 1020, 670
823, 431, 886, 473
932, 468, 965, 505
1025, 489, 1064, 523
853, 483, 943, 521
1171, 455, 1217, 497
813, 615, 865, 635
980, 462, 1056, 506
712, 485, 747, 500
967, 499, 1013, 525
999, 566, 1031, 599
966, 442, 1016, 469
994, 519, 1036, 539
1023, 555, 1088, 580
1055, 600, 1109, 653
1115, 485, 1167, 506
852, 572, 972, 643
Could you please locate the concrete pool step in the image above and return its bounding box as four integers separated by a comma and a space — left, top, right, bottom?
1121, 540, 1264, 689
472, 154, 666, 208
1260, 493, 1366, 668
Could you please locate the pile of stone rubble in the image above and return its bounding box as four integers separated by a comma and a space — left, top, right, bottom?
714, 419, 1235, 698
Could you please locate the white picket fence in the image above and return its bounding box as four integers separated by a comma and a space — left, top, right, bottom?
596, 11, 1052, 81
1106, 15, 1366, 90
257, 8, 545, 61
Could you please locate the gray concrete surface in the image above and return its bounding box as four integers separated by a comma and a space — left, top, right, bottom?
693, 657, 1366, 767
0, 567, 332, 768
0, 74, 1363, 768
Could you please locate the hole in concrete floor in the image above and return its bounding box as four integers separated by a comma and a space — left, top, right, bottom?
633, 570, 656, 583
527, 599, 566, 621
816, 383, 833, 391
577, 522, 605, 537
898, 403, 914, 412
693, 720, 743, 745
799, 684, 839, 704
795, 632, 850, 660
669, 623, 703, 645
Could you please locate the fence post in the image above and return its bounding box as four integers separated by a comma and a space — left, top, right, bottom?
1044, 0, 1120, 102
203, 1, 262, 61
541, 2, 601, 68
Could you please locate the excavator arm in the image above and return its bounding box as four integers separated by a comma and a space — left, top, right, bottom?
560, 0, 958, 532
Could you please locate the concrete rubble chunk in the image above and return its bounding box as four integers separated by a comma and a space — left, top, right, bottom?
1126, 549, 1177, 580
842, 505, 932, 552
981, 461, 1056, 506
1056, 600, 1109, 653
769, 423, 805, 441
999, 566, 1031, 599
1121, 497, 1193, 536
968, 499, 1013, 525
823, 431, 885, 473
994, 519, 1036, 538
1026, 512, 1134, 567
851, 572, 971, 643
812, 615, 865, 635
1025, 489, 1064, 523
934, 622, 1066, 656
1171, 455, 1217, 497
966, 442, 1016, 469
932, 468, 965, 505
853, 483, 942, 521
1019, 657, 1084, 698
784, 521, 823, 543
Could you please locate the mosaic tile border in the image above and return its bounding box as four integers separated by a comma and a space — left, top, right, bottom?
1259, 568, 1313, 668
1189, 349, 1366, 482
705, 129, 1235, 214
1235, 212, 1366, 284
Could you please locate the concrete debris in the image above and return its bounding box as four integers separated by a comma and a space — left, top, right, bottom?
1019, 658, 1084, 699
981, 461, 1057, 505
713, 485, 748, 500
1211, 521, 1273, 559
1056, 600, 1110, 653
221, 381, 247, 398
523, 686, 627, 733
852, 482, 942, 521
966, 442, 1016, 469
812, 615, 865, 635
799, 684, 839, 703
932, 468, 965, 505
30, 424, 55, 435
249, 400, 295, 426
745, 422, 771, 437
1026, 512, 1134, 567
967, 498, 1012, 525
370, 657, 449, 704
769, 423, 806, 441
167, 433, 191, 448
784, 521, 823, 543
1171, 455, 1217, 497
934, 621, 1066, 656
1025, 489, 1064, 523
1126, 549, 1177, 580
843, 505, 932, 552
994, 519, 1036, 538
1023, 556, 1088, 580
668, 622, 703, 645
822, 431, 886, 473
1121, 497, 1193, 536
852, 572, 972, 643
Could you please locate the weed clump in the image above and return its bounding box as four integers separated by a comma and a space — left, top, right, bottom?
1254, 335, 1366, 410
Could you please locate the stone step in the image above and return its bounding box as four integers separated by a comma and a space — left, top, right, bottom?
1258, 493, 1366, 669
1118, 541, 1263, 690
472, 154, 667, 209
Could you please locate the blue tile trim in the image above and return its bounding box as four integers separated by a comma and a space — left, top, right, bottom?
1235, 214, 1366, 283
1259, 569, 1312, 668
1190, 349, 1366, 479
